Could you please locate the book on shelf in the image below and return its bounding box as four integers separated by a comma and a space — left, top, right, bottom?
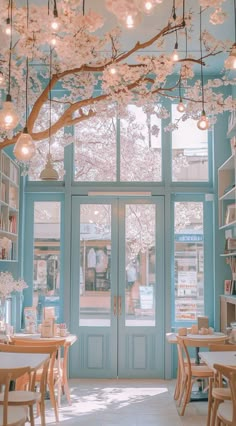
9, 215, 17, 234
1, 182, 6, 202
9, 186, 17, 209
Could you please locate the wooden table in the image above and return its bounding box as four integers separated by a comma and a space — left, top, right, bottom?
13, 333, 77, 405
0, 352, 49, 370
199, 351, 236, 369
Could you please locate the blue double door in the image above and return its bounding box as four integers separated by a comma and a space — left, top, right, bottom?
71, 196, 165, 378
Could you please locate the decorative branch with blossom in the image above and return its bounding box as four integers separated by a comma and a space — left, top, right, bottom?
0, 0, 235, 171
0, 271, 28, 298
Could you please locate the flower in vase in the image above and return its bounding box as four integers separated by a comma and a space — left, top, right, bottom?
0, 271, 28, 298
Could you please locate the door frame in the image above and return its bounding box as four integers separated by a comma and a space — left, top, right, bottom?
70, 195, 165, 378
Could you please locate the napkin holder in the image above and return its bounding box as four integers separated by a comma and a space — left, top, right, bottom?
41, 318, 54, 338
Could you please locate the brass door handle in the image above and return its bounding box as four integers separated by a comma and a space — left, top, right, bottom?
118, 296, 122, 316
113, 296, 117, 316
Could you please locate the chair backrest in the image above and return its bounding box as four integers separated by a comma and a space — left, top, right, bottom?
0, 366, 30, 425
11, 338, 66, 347
209, 343, 236, 351
213, 363, 236, 424
176, 336, 191, 378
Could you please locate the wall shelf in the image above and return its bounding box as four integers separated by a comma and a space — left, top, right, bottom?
0, 151, 19, 261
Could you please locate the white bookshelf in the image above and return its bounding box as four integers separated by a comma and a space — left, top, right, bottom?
0, 151, 19, 261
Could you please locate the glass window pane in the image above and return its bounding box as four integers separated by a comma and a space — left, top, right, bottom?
120, 105, 162, 182
74, 115, 116, 181
174, 201, 204, 322
125, 204, 156, 326
28, 103, 65, 180
33, 202, 61, 323
172, 105, 208, 182
80, 204, 111, 326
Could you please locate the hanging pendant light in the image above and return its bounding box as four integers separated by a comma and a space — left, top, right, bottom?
0, 94, 19, 130
40, 153, 59, 180
51, 0, 60, 31
197, 7, 209, 131
172, 30, 179, 62
0, 0, 20, 131
14, 3, 35, 162
40, 47, 58, 181
225, 0, 236, 70
177, 77, 186, 113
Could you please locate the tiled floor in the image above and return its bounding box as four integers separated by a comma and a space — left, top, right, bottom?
36, 379, 208, 425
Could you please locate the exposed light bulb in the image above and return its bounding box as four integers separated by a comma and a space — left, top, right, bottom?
126, 15, 135, 28
172, 42, 179, 61
5, 18, 11, 35
0, 95, 20, 130
197, 111, 209, 131
51, 37, 57, 46
109, 66, 117, 75
177, 99, 185, 113
51, 18, 59, 31
224, 43, 236, 70
0, 72, 4, 86
14, 128, 36, 162
143, 1, 154, 15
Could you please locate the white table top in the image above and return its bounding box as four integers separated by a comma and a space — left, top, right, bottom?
0, 352, 49, 370
166, 332, 226, 344
199, 351, 236, 370
14, 333, 77, 345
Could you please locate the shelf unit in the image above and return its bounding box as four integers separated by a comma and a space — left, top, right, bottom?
0, 151, 19, 261
220, 295, 236, 332
218, 153, 236, 229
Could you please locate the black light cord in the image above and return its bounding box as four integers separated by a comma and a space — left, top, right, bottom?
83, 0, 85, 16
172, 0, 176, 20
174, 30, 178, 50
49, 47, 52, 154
234, 0, 236, 43
53, 0, 58, 18
185, 27, 188, 57
182, 0, 185, 26
199, 7, 205, 112
7, 0, 13, 95
179, 77, 182, 100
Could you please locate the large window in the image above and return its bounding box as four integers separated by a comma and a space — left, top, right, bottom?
33, 202, 61, 323
172, 105, 209, 182
74, 105, 162, 182
174, 201, 204, 322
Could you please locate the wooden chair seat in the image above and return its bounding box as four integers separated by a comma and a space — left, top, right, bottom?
217, 401, 233, 424
190, 365, 214, 377
0, 406, 27, 426
206, 343, 236, 426
213, 364, 236, 426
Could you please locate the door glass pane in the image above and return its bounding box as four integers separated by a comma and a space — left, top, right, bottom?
174, 201, 204, 322
33, 202, 61, 324
120, 105, 162, 181
80, 204, 111, 326
125, 204, 156, 326
172, 105, 208, 182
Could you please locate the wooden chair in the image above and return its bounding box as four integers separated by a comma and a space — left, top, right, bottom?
0, 343, 58, 425
176, 336, 214, 416
11, 338, 66, 419
0, 366, 30, 426
213, 363, 236, 426
12, 337, 72, 405
207, 344, 236, 426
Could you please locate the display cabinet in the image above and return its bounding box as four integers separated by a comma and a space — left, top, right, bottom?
0, 151, 19, 261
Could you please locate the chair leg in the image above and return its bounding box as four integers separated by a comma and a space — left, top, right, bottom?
211, 399, 221, 426
29, 405, 35, 426
207, 377, 213, 426
48, 382, 59, 423
62, 378, 71, 405
178, 375, 187, 407
174, 362, 181, 401
179, 376, 192, 416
